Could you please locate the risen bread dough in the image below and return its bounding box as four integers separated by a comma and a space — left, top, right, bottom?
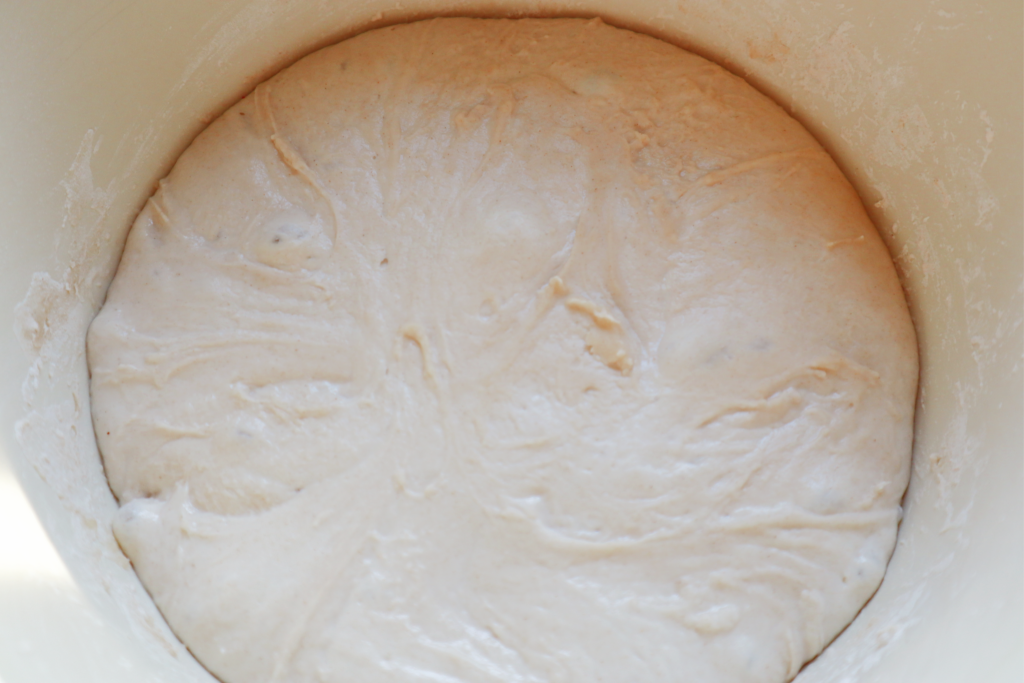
88, 17, 917, 683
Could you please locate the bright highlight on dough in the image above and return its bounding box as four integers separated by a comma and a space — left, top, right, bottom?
88, 17, 917, 683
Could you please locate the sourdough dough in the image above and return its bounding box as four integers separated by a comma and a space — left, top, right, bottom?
88, 18, 917, 683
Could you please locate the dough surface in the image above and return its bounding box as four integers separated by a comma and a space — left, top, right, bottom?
88, 18, 917, 683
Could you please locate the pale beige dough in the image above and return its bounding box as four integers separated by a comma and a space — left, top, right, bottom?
88, 17, 918, 683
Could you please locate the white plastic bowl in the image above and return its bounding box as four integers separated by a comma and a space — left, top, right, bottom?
0, 2, 1019, 682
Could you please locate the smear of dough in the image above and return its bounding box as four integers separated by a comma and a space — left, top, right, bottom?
87, 17, 917, 683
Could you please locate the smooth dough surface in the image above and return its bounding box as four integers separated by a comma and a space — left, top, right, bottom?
88, 18, 917, 683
